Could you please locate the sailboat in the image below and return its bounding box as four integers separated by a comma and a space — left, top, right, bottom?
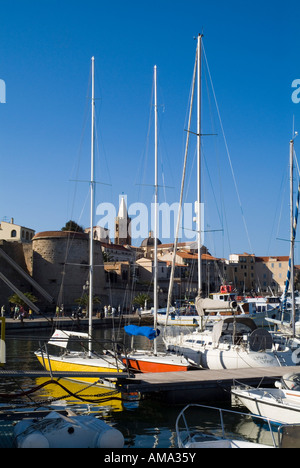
121, 66, 191, 373
163, 37, 300, 370
35, 57, 126, 381
266, 135, 300, 336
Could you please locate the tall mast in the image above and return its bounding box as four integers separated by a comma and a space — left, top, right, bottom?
89, 56, 95, 357
154, 65, 158, 355
290, 138, 295, 337
197, 34, 203, 297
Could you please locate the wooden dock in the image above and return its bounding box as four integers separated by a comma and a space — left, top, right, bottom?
119, 365, 300, 404
1, 363, 299, 405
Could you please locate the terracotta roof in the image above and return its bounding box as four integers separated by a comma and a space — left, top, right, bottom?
99, 242, 131, 251
33, 231, 88, 240
256, 256, 290, 262
175, 251, 219, 261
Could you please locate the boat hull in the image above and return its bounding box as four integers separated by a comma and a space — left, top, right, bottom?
232, 388, 300, 424
157, 314, 199, 327
122, 352, 190, 372
35, 352, 124, 385
166, 342, 290, 369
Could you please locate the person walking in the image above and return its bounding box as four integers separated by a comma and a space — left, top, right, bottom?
14, 305, 20, 320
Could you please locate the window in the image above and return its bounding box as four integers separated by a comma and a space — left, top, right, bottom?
11, 230, 16, 238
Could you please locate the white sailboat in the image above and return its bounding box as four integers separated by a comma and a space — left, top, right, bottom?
121, 66, 191, 373
35, 57, 126, 381
164, 39, 300, 370
165, 315, 300, 369
266, 136, 300, 335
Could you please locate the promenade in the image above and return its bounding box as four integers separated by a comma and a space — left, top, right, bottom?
3, 314, 147, 334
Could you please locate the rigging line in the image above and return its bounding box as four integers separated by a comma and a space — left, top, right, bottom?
203, 63, 229, 259
58, 69, 94, 307
202, 43, 253, 254
268, 165, 288, 255
135, 80, 154, 202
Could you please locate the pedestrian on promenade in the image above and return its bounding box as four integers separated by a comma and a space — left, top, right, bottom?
14, 305, 20, 320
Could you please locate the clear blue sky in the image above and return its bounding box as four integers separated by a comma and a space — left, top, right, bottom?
1, 0, 300, 261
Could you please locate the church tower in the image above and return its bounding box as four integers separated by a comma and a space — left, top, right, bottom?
115, 195, 131, 245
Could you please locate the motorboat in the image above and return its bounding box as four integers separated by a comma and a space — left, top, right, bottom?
208, 286, 281, 327
156, 305, 199, 327
164, 316, 300, 369
175, 403, 299, 448
232, 372, 300, 424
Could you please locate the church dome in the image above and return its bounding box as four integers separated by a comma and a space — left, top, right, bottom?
141, 231, 162, 247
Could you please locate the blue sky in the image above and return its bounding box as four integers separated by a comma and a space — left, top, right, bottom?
1, 0, 300, 261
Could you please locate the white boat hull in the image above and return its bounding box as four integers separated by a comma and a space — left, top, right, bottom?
157, 314, 199, 327
232, 387, 300, 424
168, 345, 283, 369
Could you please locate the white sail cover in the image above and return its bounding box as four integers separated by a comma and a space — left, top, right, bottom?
195, 296, 237, 317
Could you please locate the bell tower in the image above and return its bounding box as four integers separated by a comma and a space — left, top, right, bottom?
115, 195, 131, 245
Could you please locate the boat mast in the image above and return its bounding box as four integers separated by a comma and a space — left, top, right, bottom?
290, 137, 295, 337
154, 65, 158, 355
197, 34, 203, 297
89, 56, 95, 357
165, 48, 197, 324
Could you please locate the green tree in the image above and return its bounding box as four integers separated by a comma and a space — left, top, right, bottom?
61, 220, 84, 233
9, 292, 38, 308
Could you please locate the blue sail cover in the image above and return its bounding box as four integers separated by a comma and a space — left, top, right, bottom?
124, 325, 160, 341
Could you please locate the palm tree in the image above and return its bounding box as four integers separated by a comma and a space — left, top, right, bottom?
132, 293, 151, 309
9, 292, 38, 308
74, 293, 101, 308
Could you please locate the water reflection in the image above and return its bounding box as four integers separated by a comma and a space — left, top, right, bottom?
0, 327, 276, 448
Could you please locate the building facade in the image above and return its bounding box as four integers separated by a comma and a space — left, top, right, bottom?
0, 218, 35, 243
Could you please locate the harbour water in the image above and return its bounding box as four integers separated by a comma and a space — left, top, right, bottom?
0, 325, 274, 448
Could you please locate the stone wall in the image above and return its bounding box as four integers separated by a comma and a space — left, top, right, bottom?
32, 231, 109, 310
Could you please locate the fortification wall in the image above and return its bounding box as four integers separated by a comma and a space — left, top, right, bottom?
32, 231, 108, 310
